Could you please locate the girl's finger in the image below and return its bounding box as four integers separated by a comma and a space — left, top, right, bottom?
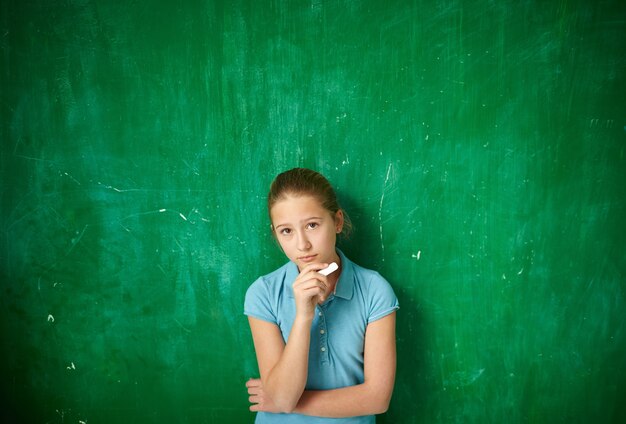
299, 262, 329, 273
295, 283, 326, 299
294, 279, 328, 290
294, 275, 328, 289
245, 378, 260, 388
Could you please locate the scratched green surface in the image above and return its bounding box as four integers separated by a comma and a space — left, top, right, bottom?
1, 1, 625, 423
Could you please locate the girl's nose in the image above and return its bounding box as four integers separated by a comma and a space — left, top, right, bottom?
297, 233, 311, 251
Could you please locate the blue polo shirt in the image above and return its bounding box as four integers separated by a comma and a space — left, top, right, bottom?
244, 250, 399, 423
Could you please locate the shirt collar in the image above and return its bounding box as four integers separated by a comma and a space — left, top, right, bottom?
285, 249, 354, 300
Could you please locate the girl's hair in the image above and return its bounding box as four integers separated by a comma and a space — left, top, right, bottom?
268, 168, 352, 238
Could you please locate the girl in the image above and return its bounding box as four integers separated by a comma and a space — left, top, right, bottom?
244, 168, 399, 423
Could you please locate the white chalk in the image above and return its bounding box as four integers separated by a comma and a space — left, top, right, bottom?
319, 262, 338, 276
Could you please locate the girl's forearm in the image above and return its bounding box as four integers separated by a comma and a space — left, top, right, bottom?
264, 316, 312, 412
293, 382, 391, 418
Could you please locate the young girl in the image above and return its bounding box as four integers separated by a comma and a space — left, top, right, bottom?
244, 168, 399, 423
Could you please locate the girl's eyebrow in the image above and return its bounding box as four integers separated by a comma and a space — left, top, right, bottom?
274, 216, 324, 229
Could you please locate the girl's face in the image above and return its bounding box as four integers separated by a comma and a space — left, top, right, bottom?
270, 194, 343, 270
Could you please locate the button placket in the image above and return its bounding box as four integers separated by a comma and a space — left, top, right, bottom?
318, 305, 329, 363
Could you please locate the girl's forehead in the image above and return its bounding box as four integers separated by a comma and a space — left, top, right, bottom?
273, 194, 321, 209
270, 194, 329, 220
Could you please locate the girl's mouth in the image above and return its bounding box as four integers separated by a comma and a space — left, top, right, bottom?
299, 254, 317, 263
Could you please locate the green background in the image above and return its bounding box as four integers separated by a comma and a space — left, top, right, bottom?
2, 1, 625, 422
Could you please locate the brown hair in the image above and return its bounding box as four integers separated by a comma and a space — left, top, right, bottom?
268, 168, 352, 238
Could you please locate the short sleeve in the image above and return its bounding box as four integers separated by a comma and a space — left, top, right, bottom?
244, 277, 277, 324
367, 273, 399, 323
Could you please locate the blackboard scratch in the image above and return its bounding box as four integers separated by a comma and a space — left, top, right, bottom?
446, 368, 485, 388
466, 368, 485, 386
182, 159, 200, 176
379, 164, 393, 260
174, 237, 184, 252
67, 225, 88, 255
174, 318, 192, 333
14, 154, 55, 162
97, 181, 138, 193
63, 172, 81, 186
7, 205, 45, 231
101, 183, 124, 192
406, 206, 419, 217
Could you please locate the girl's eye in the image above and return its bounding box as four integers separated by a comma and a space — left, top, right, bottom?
280, 228, 292, 236
306, 222, 319, 230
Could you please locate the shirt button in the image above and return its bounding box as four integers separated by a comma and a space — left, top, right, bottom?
320, 329, 325, 334
318, 312, 323, 316
321, 347, 326, 352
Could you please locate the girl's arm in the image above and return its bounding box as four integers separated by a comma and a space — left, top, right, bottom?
295, 312, 397, 417
247, 263, 331, 413
247, 312, 397, 417
248, 315, 311, 413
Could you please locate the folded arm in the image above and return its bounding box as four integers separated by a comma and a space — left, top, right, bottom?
247, 263, 333, 412
295, 312, 396, 416
248, 315, 311, 412
248, 312, 397, 417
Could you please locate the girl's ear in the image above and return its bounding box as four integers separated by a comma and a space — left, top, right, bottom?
334, 210, 344, 233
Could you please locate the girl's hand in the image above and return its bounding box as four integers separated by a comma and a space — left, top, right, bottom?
292, 263, 330, 320
246, 378, 280, 413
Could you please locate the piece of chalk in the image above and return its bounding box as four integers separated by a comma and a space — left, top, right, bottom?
319, 262, 338, 276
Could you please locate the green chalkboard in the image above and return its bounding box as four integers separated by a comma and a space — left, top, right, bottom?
1, 0, 625, 423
